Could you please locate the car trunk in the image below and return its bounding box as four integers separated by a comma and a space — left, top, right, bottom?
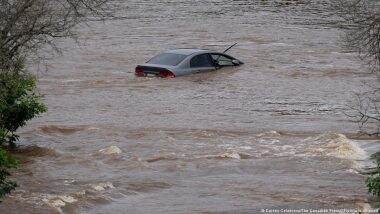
135, 65, 175, 78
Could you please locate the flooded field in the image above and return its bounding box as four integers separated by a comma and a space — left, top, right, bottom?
1, 0, 379, 213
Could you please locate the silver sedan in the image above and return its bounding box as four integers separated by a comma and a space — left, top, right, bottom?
135, 49, 244, 78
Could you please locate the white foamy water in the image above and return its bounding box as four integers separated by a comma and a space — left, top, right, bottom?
305, 133, 367, 160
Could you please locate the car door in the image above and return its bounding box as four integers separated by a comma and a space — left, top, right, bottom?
188, 53, 216, 74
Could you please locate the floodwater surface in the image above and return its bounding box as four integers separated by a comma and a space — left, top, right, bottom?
1, 0, 379, 213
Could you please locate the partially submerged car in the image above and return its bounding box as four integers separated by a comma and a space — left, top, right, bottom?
135, 48, 244, 78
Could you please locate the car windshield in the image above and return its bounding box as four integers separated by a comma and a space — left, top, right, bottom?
148, 53, 187, 66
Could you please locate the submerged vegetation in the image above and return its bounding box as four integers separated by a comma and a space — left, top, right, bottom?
332, 0, 380, 202
332, 0, 380, 137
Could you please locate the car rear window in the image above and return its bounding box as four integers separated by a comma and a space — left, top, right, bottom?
148, 53, 187, 66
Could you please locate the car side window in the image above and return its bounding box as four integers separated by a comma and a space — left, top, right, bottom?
190, 54, 213, 68
211, 54, 234, 66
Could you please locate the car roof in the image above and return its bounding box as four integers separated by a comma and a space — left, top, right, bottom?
165, 49, 211, 55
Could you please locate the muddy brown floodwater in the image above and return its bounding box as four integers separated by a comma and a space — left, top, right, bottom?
1, 0, 380, 213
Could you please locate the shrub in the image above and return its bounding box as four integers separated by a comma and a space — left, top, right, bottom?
0, 70, 47, 200
0, 148, 18, 201
0, 71, 47, 147
366, 153, 380, 198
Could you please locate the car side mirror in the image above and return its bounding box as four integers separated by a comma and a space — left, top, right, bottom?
232, 59, 240, 65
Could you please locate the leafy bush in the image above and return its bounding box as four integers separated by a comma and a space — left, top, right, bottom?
0, 71, 47, 147
366, 154, 380, 198
0, 148, 18, 201
0, 70, 47, 200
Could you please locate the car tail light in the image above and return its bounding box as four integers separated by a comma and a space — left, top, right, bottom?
135, 66, 146, 77
159, 69, 175, 78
